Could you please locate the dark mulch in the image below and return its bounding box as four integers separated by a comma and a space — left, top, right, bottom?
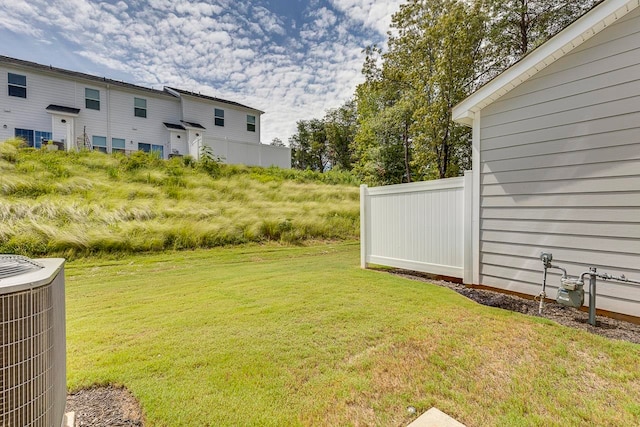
65, 269, 640, 426
65, 386, 144, 427
389, 268, 640, 345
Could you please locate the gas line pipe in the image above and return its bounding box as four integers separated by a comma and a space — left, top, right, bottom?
540, 253, 640, 326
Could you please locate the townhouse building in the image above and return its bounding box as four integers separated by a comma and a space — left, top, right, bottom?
0, 55, 290, 168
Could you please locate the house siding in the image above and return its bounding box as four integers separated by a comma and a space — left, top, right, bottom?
478, 7, 640, 317
181, 96, 261, 145
107, 89, 180, 153
76, 83, 108, 145
0, 65, 77, 142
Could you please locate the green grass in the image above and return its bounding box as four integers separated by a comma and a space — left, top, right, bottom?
65, 242, 640, 426
0, 144, 359, 257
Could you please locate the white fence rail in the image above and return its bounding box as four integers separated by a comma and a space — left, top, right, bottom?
360, 171, 473, 282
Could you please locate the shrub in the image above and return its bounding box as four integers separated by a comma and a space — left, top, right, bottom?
0, 138, 24, 163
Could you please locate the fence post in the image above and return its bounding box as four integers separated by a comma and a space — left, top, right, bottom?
463, 170, 473, 284
360, 184, 368, 269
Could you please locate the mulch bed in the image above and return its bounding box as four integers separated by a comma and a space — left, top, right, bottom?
65, 270, 640, 426
389, 268, 640, 345
65, 386, 143, 427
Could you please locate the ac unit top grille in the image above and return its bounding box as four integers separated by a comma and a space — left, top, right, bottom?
0, 255, 44, 279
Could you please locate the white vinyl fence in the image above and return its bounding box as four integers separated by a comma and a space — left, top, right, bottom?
360, 171, 473, 282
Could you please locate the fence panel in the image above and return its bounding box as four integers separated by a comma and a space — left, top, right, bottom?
361, 171, 472, 281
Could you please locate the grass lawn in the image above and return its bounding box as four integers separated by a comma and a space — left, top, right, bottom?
65, 242, 640, 426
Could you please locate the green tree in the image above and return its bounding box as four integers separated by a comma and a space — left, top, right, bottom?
483, 0, 601, 78
270, 137, 285, 147
384, 0, 486, 179
289, 119, 328, 171
324, 99, 358, 171
290, 0, 599, 183
352, 44, 415, 186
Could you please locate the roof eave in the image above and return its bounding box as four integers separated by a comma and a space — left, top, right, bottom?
452, 0, 640, 127
1, 55, 177, 98
166, 86, 265, 114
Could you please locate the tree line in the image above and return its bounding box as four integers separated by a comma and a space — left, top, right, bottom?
289, 0, 599, 185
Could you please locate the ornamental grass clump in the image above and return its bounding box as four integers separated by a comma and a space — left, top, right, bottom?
0, 145, 360, 257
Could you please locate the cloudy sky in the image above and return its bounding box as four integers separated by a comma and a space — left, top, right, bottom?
0, 0, 404, 144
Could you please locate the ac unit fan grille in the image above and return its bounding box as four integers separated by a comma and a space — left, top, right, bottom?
0, 255, 44, 280
1, 284, 56, 427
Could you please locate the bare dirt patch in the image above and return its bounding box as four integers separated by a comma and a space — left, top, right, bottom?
389, 269, 640, 345
65, 386, 143, 427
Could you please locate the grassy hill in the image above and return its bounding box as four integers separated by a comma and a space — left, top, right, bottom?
0, 140, 360, 257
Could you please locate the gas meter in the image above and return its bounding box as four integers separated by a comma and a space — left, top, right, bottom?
557, 276, 584, 308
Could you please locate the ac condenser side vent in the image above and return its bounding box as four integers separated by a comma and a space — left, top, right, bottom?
0, 255, 66, 427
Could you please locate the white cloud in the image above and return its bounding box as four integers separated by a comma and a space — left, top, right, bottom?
328, 0, 403, 35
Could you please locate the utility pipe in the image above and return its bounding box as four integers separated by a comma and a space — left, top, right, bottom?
579, 269, 640, 326
579, 268, 598, 326
589, 267, 597, 326
539, 252, 567, 315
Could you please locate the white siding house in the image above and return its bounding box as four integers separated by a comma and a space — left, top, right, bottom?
0, 55, 291, 168
451, 0, 640, 319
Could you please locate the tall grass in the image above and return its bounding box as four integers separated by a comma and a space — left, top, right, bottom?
0, 143, 360, 257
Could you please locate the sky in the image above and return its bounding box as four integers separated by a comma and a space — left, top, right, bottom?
0, 0, 404, 144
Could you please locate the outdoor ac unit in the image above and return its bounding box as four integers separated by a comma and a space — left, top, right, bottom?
0, 255, 66, 427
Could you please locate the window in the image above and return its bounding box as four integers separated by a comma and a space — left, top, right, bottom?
85, 88, 100, 110
15, 128, 34, 147
92, 136, 107, 153
246, 115, 256, 132
134, 97, 147, 118
35, 131, 52, 149
214, 108, 224, 126
112, 138, 126, 153
151, 144, 164, 158
138, 142, 163, 158
14, 129, 51, 148
8, 73, 26, 98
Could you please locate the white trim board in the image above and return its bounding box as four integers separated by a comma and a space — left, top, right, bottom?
452, 0, 640, 126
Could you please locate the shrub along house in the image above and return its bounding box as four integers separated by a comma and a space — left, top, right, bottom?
451, 0, 640, 319
0, 55, 290, 168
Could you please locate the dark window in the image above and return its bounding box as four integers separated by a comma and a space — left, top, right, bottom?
151, 144, 164, 158
85, 88, 100, 110
134, 97, 147, 118
15, 128, 34, 146
14, 129, 51, 148
138, 143, 163, 158
247, 115, 256, 132
35, 131, 52, 149
8, 73, 26, 98
214, 108, 224, 127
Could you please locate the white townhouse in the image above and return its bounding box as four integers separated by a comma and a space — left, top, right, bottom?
0, 55, 290, 168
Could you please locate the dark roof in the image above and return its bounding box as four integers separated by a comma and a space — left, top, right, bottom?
163, 122, 186, 130
180, 120, 206, 130
1, 54, 265, 114
166, 87, 264, 114
46, 104, 80, 115
1, 55, 177, 97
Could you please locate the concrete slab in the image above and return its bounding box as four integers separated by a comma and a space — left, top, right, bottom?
63, 411, 75, 427
407, 407, 466, 427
